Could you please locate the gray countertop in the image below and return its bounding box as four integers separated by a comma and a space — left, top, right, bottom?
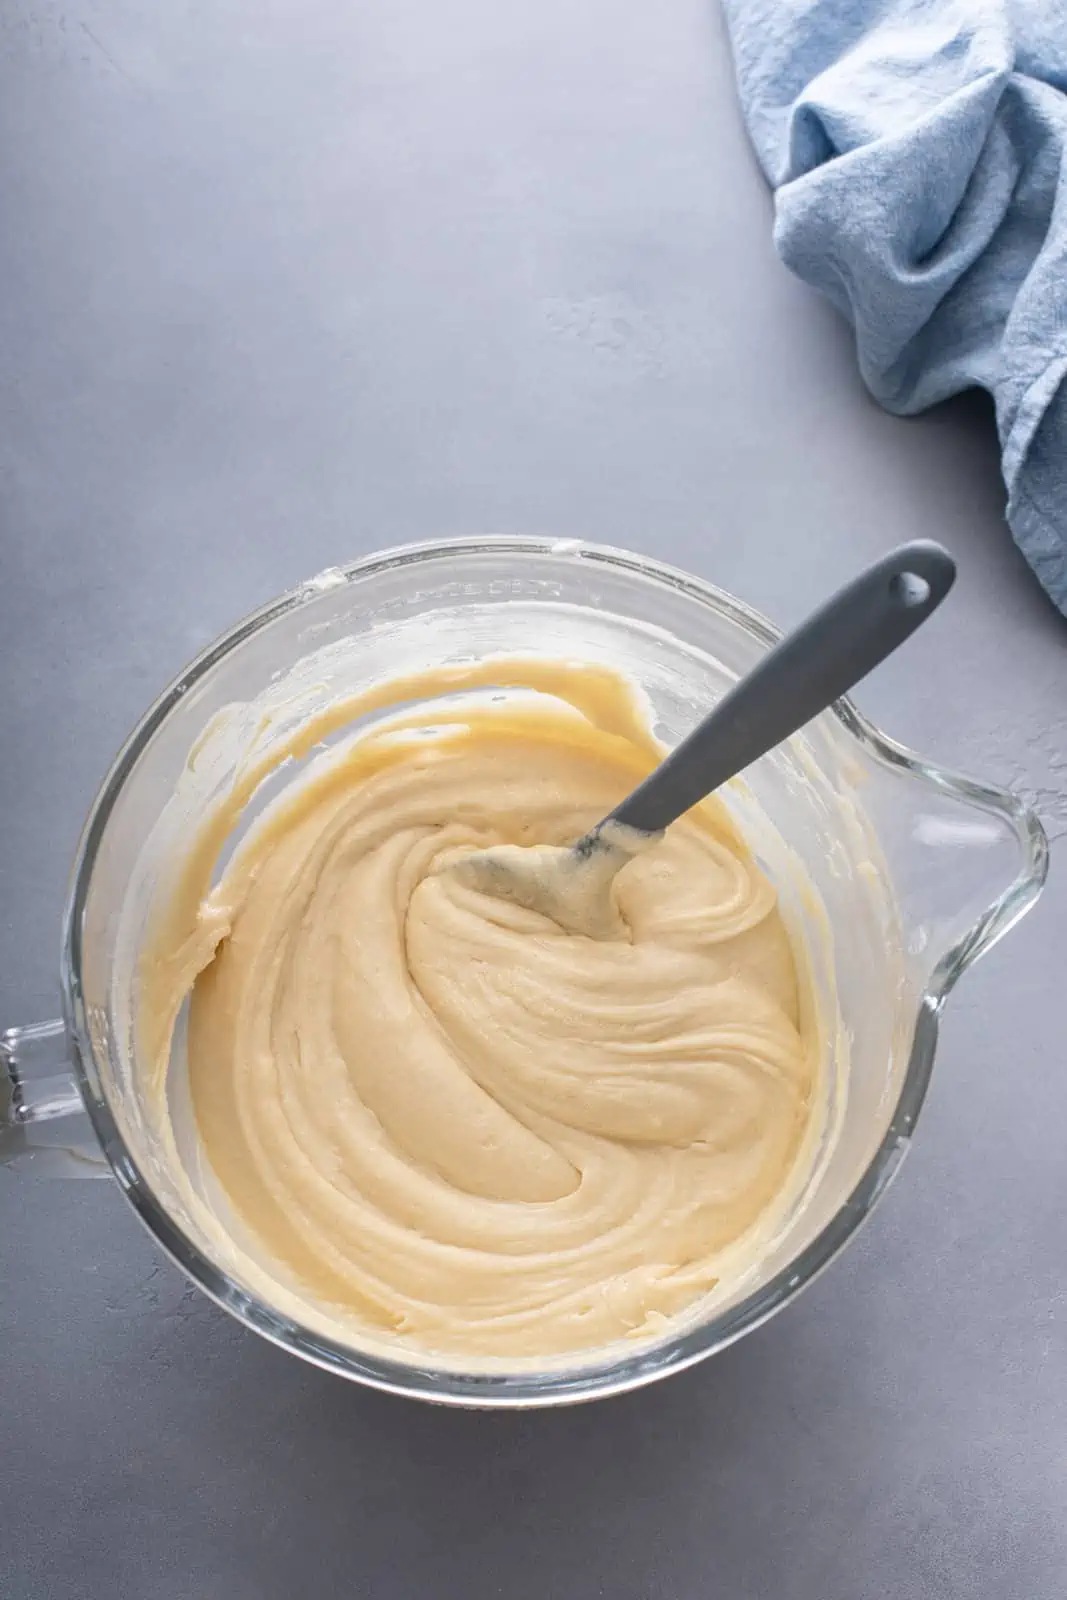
2, 3, 1064, 1597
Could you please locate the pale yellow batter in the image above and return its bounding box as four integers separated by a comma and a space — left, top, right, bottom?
142, 659, 820, 1361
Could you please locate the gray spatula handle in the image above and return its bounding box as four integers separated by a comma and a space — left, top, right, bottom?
609, 540, 956, 836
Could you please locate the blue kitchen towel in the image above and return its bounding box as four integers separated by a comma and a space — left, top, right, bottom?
721, 0, 1067, 613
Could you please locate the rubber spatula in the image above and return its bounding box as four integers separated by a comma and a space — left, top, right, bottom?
447, 541, 956, 937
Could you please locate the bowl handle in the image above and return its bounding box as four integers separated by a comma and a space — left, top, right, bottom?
0, 1020, 108, 1178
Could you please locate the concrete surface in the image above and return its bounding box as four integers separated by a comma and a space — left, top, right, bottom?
1, 2, 1064, 1597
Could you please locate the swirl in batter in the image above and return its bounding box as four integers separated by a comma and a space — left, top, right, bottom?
145, 659, 820, 1360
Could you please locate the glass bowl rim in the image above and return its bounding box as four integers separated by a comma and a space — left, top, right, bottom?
60, 536, 1049, 1407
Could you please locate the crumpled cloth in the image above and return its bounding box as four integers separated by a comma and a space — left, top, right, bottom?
721, 0, 1067, 613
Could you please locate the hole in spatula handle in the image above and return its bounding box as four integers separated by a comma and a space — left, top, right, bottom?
888, 571, 932, 608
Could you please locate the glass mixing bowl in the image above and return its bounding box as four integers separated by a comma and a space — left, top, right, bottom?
0, 538, 1047, 1406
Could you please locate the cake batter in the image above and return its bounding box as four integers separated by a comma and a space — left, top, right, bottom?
142, 659, 820, 1359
